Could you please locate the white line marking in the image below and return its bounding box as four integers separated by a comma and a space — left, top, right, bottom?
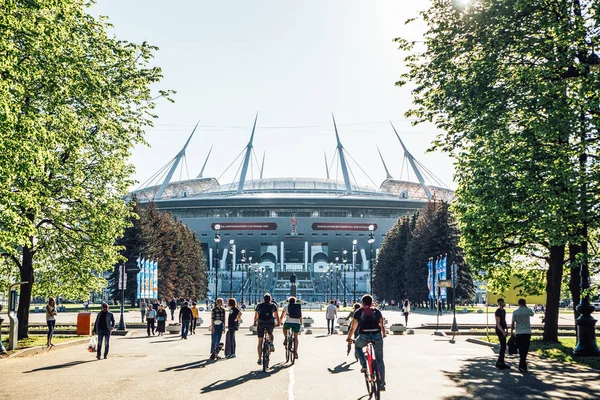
288, 365, 295, 400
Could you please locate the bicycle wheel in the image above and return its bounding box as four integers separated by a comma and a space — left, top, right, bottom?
262, 340, 270, 372
371, 359, 381, 400
363, 368, 371, 395
285, 333, 291, 363
290, 334, 296, 366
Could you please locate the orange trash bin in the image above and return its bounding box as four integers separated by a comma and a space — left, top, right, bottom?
77, 312, 92, 335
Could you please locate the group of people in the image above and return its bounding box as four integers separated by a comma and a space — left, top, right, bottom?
495, 298, 535, 373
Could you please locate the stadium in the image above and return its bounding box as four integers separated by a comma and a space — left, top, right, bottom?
132, 116, 454, 304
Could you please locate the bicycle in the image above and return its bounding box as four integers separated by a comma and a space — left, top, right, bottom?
262, 327, 271, 372
285, 328, 296, 365
350, 339, 382, 400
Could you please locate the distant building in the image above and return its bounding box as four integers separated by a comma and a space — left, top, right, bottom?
132, 117, 454, 302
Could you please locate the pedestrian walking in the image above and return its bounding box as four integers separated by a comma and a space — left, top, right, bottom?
146, 305, 156, 336
169, 298, 177, 321
46, 298, 57, 347
225, 298, 242, 358
210, 298, 226, 353
92, 303, 115, 360
511, 298, 535, 373
152, 299, 159, 312
402, 299, 411, 326
179, 301, 193, 339
190, 302, 199, 334
326, 300, 337, 335
140, 299, 147, 323
156, 305, 167, 336
494, 298, 510, 370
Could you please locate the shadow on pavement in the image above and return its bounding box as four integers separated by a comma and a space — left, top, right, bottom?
150, 338, 183, 344
200, 362, 289, 393
328, 360, 357, 374
23, 360, 96, 373
441, 356, 600, 399
160, 358, 215, 371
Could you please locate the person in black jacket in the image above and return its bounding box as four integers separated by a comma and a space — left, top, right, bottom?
92, 303, 115, 360
179, 301, 194, 339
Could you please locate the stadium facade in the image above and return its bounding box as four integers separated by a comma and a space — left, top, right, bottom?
132, 116, 454, 303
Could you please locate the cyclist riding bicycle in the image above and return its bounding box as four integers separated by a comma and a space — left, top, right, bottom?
254, 292, 280, 365
280, 296, 302, 359
346, 294, 386, 391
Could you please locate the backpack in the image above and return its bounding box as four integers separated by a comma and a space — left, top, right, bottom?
360, 306, 381, 329
288, 303, 301, 319
258, 303, 274, 321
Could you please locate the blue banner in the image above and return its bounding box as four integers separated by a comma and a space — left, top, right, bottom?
439, 255, 447, 301
427, 259, 434, 300
153, 260, 158, 299
136, 258, 141, 299
139, 258, 145, 299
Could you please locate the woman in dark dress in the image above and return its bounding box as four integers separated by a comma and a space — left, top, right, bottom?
156, 304, 168, 336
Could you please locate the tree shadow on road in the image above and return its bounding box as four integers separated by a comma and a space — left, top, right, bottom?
328, 360, 357, 374
160, 358, 216, 372
441, 355, 600, 399
23, 360, 96, 373
200, 362, 289, 393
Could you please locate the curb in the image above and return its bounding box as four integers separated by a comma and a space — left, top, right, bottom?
466, 337, 498, 348
7, 337, 91, 359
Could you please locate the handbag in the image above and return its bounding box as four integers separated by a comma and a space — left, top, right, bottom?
507, 334, 518, 355
87, 336, 97, 352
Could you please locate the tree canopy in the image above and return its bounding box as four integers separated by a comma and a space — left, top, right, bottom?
397, 0, 600, 341
0, 0, 170, 338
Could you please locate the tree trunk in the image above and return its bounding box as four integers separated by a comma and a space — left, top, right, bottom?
568, 244, 581, 334
543, 245, 565, 342
17, 245, 34, 340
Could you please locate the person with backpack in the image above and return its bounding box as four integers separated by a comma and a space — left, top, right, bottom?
253, 293, 280, 365
280, 296, 302, 359
346, 294, 387, 391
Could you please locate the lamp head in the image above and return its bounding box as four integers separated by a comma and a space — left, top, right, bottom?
229, 239, 234, 245
353, 239, 357, 245
214, 233, 221, 243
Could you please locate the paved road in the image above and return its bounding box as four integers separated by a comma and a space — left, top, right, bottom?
1, 328, 599, 399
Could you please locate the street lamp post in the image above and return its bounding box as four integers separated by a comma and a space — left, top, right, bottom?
451, 262, 459, 333
214, 225, 221, 300
241, 249, 246, 304
335, 257, 339, 302
343, 249, 348, 307
229, 239, 234, 298
368, 225, 375, 296
329, 262, 334, 301
352, 240, 357, 303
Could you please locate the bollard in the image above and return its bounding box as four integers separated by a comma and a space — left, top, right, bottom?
0, 305, 6, 354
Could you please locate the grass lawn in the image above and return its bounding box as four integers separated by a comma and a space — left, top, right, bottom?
480, 336, 600, 370
1, 335, 86, 355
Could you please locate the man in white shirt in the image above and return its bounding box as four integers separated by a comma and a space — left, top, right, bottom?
511, 298, 535, 373
325, 300, 337, 335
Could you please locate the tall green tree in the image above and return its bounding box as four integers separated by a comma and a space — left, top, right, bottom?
374, 215, 412, 302
397, 0, 600, 341
0, 1, 169, 338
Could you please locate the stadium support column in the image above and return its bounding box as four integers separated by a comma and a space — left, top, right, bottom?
209, 248, 213, 271
304, 241, 309, 272
280, 241, 285, 272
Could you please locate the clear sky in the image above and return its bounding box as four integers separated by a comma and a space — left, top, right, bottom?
90, 0, 454, 190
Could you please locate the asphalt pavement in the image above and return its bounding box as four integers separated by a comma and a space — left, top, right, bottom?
1, 321, 599, 399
